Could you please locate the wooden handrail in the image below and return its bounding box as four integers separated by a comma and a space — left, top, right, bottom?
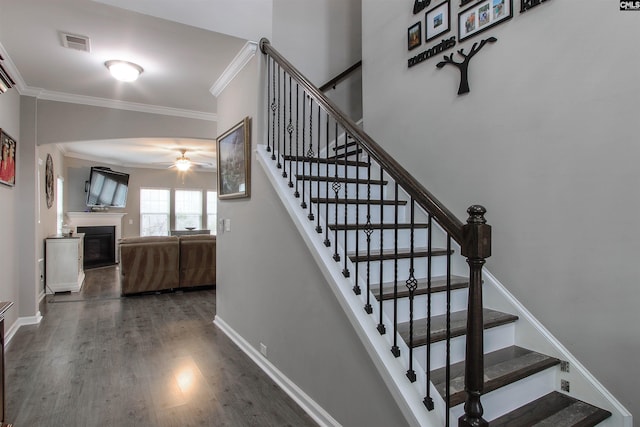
260, 38, 464, 243
318, 60, 362, 92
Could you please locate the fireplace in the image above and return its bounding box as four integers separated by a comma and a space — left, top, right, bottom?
77, 226, 116, 269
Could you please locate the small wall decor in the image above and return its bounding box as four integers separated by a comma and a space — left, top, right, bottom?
436, 37, 497, 94
408, 22, 423, 50
460, 0, 476, 6
413, 0, 431, 14
425, 1, 451, 42
520, 0, 549, 13
459, 0, 512, 41
0, 129, 16, 187
45, 154, 54, 208
217, 116, 251, 199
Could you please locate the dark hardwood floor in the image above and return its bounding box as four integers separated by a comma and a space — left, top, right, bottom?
5, 266, 318, 427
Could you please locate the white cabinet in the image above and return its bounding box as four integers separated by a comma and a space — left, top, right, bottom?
45, 234, 85, 293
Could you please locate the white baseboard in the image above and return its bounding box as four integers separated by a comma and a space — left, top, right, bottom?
213, 315, 342, 427
5, 311, 43, 345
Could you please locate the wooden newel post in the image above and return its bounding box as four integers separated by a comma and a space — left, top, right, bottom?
459, 205, 491, 427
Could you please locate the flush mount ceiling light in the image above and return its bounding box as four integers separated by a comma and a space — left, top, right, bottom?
105, 60, 143, 82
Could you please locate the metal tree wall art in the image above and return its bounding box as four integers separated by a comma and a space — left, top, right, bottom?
436, 37, 497, 95
413, 0, 431, 14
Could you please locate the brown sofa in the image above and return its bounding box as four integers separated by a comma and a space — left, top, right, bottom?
119, 234, 216, 295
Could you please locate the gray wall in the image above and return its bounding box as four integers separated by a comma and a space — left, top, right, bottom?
36, 100, 216, 144
0, 88, 22, 331
362, 0, 637, 419
216, 52, 408, 427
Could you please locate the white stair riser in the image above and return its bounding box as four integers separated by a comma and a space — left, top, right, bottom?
449, 368, 557, 423
296, 181, 388, 200
354, 256, 450, 283
286, 161, 370, 179
317, 204, 407, 225
413, 323, 516, 371
381, 288, 469, 324
329, 228, 429, 252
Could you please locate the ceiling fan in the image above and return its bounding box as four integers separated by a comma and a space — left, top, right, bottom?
174, 149, 192, 171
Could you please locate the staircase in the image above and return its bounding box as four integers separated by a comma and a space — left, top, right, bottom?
259, 39, 627, 427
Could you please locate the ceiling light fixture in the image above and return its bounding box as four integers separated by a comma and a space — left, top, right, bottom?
175, 151, 192, 171
105, 60, 143, 82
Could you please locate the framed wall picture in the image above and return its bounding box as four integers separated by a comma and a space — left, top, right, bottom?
408, 21, 422, 50
425, 1, 451, 42
0, 129, 16, 187
217, 116, 251, 199
458, 0, 512, 41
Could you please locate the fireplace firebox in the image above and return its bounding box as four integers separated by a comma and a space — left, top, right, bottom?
77, 225, 116, 269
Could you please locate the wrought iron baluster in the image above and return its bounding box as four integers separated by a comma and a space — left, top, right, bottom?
269, 59, 277, 158
276, 64, 282, 168
294, 84, 300, 197
424, 214, 434, 410
342, 129, 350, 278
301, 95, 307, 209
391, 182, 400, 357
267, 57, 271, 153
315, 105, 322, 233
353, 140, 361, 295
446, 234, 452, 427
377, 164, 386, 335
406, 199, 417, 383
330, 122, 340, 256
307, 98, 314, 221
286, 76, 293, 185
364, 159, 373, 315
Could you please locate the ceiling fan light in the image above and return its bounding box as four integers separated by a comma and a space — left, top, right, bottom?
105, 60, 143, 82
175, 158, 191, 171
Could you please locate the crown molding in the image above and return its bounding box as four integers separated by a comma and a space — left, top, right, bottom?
0, 42, 216, 122
209, 41, 258, 98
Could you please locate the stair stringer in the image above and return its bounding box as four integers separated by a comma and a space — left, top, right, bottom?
257, 144, 444, 427
480, 269, 633, 426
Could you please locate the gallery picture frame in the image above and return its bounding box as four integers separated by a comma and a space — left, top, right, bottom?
408, 21, 422, 51
425, 1, 451, 43
216, 116, 251, 200
458, 0, 513, 42
0, 129, 16, 187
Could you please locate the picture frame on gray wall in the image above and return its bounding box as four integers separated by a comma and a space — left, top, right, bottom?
0, 129, 16, 187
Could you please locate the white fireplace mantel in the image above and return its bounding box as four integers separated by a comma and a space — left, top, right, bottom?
66, 212, 128, 259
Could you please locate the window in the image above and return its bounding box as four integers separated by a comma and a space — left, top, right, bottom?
175, 190, 202, 231
207, 191, 217, 235
140, 188, 170, 236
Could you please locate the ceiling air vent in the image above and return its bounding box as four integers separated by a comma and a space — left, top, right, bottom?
60, 32, 91, 52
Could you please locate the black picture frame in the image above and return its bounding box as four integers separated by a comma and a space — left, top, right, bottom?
458, 0, 513, 42
408, 21, 422, 51
425, 1, 451, 43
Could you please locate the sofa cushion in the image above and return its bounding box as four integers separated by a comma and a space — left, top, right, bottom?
119, 236, 180, 295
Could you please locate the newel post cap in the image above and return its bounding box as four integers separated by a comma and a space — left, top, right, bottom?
461, 205, 491, 259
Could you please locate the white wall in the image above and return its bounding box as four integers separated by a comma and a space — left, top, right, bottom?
362, 0, 638, 419
0, 88, 22, 332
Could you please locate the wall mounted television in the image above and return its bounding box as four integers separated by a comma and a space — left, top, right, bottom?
86, 167, 130, 208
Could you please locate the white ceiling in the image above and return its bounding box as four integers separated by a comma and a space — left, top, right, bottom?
0, 0, 272, 170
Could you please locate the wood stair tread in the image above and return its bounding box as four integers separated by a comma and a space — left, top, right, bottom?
490, 391, 612, 427
310, 197, 407, 205
370, 275, 468, 300
283, 155, 369, 167
430, 345, 560, 407
328, 223, 428, 231
295, 175, 387, 185
397, 308, 519, 347
348, 247, 451, 263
